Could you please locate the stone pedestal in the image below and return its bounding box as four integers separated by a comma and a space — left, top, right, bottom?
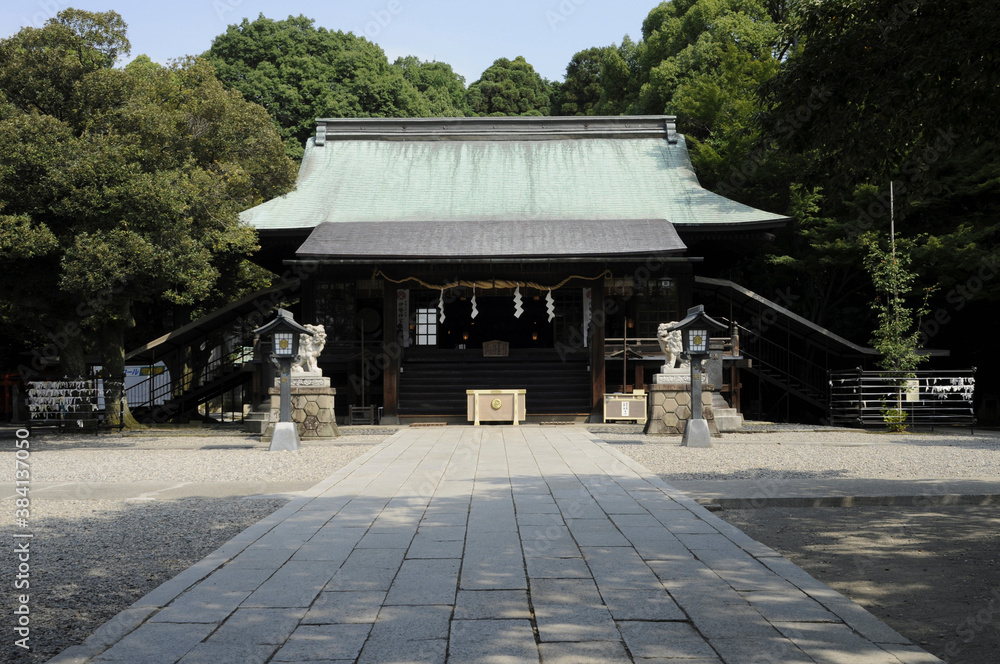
263, 387, 340, 442
648, 383, 718, 436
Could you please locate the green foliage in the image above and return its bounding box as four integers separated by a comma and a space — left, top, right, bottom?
394, 56, 469, 117
860, 231, 931, 373
0, 10, 296, 394
205, 14, 430, 158
553, 47, 612, 116
762, 0, 1000, 187
880, 403, 908, 433
467, 56, 551, 116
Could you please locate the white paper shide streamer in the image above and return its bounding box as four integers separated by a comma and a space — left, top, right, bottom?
513, 286, 524, 319
471, 287, 478, 319
545, 290, 555, 322
438, 289, 446, 323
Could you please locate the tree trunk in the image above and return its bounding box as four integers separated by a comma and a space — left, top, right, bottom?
59, 332, 88, 379
99, 317, 144, 430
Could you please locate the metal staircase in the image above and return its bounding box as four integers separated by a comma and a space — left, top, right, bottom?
124, 280, 299, 423
694, 277, 879, 422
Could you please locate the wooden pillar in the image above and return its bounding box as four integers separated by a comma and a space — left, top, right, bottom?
590, 286, 606, 418
382, 284, 400, 423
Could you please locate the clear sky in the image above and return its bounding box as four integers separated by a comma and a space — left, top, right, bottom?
1, 0, 659, 83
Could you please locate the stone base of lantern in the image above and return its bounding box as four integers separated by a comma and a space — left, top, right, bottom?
647, 383, 718, 436
262, 387, 340, 443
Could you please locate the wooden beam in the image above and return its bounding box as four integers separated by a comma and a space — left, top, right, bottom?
590, 286, 606, 417
382, 284, 400, 421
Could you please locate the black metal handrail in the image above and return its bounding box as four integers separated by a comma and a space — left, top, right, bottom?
829, 368, 976, 431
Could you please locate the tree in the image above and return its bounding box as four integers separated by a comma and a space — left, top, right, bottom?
861, 231, 931, 373
394, 56, 469, 117
466, 56, 551, 116
553, 47, 611, 116
205, 14, 430, 158
762, 0, 1000, 189
0, 10, 297, 425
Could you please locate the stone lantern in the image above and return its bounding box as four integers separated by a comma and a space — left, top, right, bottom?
254, 309, 313, 451
666, 305, 727, 448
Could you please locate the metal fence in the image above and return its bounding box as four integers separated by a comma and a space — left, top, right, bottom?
829, 369, 976, 431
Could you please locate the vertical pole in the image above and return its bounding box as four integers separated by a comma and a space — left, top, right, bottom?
591, 286, 606, 417
691, 358, 703, 420
382, 284, 400, 422
279, 358, 292, 422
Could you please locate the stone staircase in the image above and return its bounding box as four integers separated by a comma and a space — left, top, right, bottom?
711, 393, 743, 432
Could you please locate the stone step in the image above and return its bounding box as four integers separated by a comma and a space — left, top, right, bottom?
714, 407, 744, 432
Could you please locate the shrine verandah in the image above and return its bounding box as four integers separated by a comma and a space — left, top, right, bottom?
240, 115, 789, 423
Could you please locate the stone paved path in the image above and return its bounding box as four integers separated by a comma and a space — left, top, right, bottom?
53, 427, 942, 663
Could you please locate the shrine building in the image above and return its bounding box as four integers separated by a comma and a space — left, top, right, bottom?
241, 115, 789, 424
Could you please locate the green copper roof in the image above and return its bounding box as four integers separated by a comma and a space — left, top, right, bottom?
241, 116, 788, 232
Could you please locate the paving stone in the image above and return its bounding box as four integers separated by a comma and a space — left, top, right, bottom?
406, 537, 465, 558
522, 525, 581, 558
303, 591, 386, 624
600, 588, 685, 621
91, 622, 214, 663
537, 640, 632, 664
243, 561, 338, 608
564, 519, 631, 547
525, 556, 591, 579
774, 621, 906, 663
530, 578, 603, 606
176, 641, 276, 664
654, 513, 719, 534
271, 623, 372, 661
150, 588, 251, 623
448, 619, 539, 663
581, 546, 664, 590
617, 620, 719, 659
386, 558, 460, 605
709, 636, 815, 664
607, 513, 662, 528
207, 607, 306, 644
81, 427, 932, 664
533, 604, 620, 643
225, 546, 296, 570
517, 512, 564, 526
454, 589, 532, 620
740, 587, 840, 623
356, 530, 417, 549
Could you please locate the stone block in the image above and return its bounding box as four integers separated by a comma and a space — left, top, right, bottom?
291, 395, 307, 410
677, 405, 691, 420
676, 391, 691, 406
303, 400, 319, 416
317, 395, 335, 410
291, 409, 306, 423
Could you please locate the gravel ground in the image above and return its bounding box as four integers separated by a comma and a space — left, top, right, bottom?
0, 429, 387, 664
2, 425, 998, 663
598, 429, 1000, 481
